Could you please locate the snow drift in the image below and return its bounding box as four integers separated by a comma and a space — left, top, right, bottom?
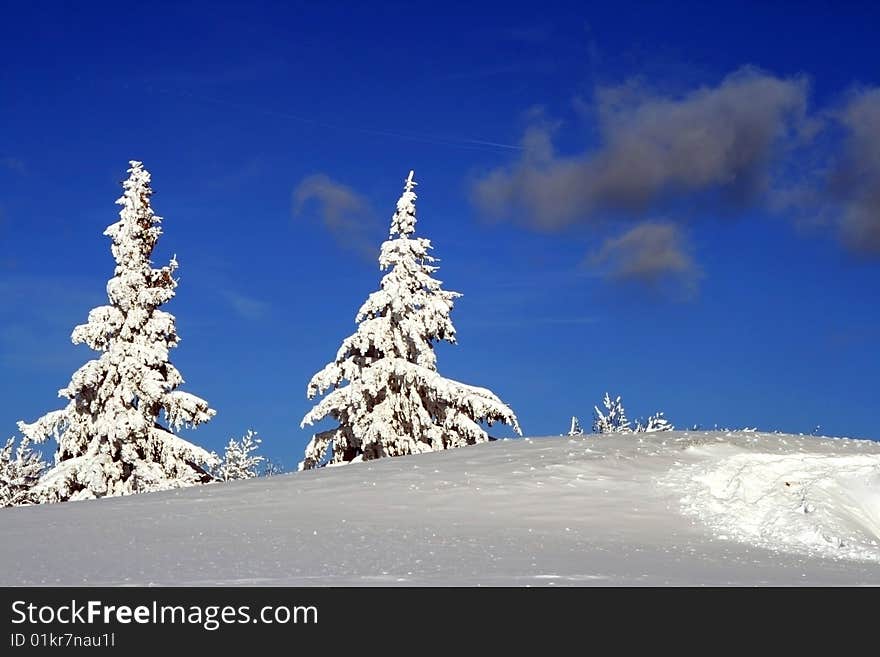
0, 431, 878, 586
663, 436, 880, 563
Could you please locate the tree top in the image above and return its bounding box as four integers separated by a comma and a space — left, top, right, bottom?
404, 169, 417, 192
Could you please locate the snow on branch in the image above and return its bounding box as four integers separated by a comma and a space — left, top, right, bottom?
17, 161, 215, 503
17, 410, 69, 445
0, 436, 47, 507
163, 391, 215, 431
215, 430, 265, 481
593, 393, 632, 434
641, 412, 674, 433
587, 393, 675, 435
300, 171, 520, 469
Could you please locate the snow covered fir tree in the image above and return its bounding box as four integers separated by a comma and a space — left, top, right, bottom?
593, 393, 632, 434
0, 436, 47, 507
300, 170, 521, 469
567, 416, 583, 436
17, 161, 217, 503
215, 430, 265, 481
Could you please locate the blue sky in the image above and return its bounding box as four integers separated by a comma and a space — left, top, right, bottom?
2, 0, 879, 469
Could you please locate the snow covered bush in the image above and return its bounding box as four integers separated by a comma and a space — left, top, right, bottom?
17, 161, 217, 503
0, 437, 47, 507
300, 171, 521, 469
262, 459, 284, 477
592, 393, 632, 434
641, 412, 674, 432
592, 394, 675, 434
568, 416, 583, 436
215, 430, 265, 481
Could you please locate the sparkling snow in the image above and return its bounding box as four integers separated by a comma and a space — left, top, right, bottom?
1, 431, 878, 585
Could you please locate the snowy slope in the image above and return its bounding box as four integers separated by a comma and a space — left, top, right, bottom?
1, 431, 879, 586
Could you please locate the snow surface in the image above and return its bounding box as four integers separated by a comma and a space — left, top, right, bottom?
1, 431, 879, 586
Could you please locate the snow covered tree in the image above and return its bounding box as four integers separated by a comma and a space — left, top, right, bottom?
17, 161, 217, 503
300, 170, 521, 469
642, 412, 674, 432
592, 393, 632, 434
568, 416, 583, 436
215, 430, 265, 481
262, 459, 284, 477
0, 436, 47, 507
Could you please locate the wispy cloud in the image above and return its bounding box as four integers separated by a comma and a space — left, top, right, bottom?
292, 174, 379, 261
0, 157, 25, 174
0, 274, 105, 372
204, 158, 264, 191
460, 315, 597, 330
137, 56, 292, 90
221, 290, 270, 321
470, 66, 880, 296
436, 61, 557, 83
503, 25, 553, 43
826, 325, 880, 350
145, 85, 520, 154
768, 86, 880, 257
472, 67, 810, 229
588, 221, 701, 298
830, 88, 880, 255
0, 323, 85, 372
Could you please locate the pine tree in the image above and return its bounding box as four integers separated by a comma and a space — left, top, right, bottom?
216, 430, 265, 481
17, 161, 216, 502
592, 393, 632, 434
0, 436, 47, 507
300, 170, 521, 469
568, 416, 583, 436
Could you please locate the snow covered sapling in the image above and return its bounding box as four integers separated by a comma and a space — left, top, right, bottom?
216, 430, 265, 481
17, 161, 217, 503
300, 171, 521, 469
262, 459, 284, 477
592, 393, 632, 434
642, 412, 674, 432
0, 436, 47, 507
568, 416, 583, 436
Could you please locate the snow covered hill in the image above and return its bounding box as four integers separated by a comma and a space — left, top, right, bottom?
1, 431, 879, 586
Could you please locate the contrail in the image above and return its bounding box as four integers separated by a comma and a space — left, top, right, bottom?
148, 86, 523, 153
